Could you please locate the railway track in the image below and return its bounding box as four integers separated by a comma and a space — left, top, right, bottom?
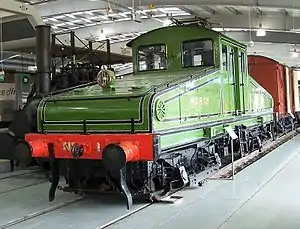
0, 130, 297, 229
0, 196, 86, 229
0, 169, 48, 195
0, 167, 41, 181
0, 172, 151, 229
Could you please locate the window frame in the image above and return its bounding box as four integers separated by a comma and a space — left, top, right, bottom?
221, 44, 228, 71
239, 51, 246, 74
181, 38, 215, 68
137, 43, 167, 72
229, 47, 235, 76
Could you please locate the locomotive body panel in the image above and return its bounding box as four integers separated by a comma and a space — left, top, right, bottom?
38, 93, 153, 133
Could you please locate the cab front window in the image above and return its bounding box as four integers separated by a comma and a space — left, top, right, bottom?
138, 44, 166, 71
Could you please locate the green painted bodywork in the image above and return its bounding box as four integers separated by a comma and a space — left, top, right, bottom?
37, 25, 273, 152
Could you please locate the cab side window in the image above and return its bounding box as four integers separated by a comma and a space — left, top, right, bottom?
229, 48, 235, 76
138, 44, 166, 72
222, 44, 228, 70
182, 39, 214, 68
240, 52, 246, 73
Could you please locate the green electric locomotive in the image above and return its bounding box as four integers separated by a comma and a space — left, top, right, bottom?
24, 21, 274, 209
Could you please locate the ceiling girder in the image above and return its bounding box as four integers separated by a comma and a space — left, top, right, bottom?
0, 0, 44, 26
225, 6, 242, 15
253, 7, 263, 15
201, 6, 217, 14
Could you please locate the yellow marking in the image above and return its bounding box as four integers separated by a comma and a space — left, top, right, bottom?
62, 142, 75, 151
193, 97, 210, 106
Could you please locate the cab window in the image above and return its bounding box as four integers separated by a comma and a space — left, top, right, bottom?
138, 44, 166, 71
182, 39, 214, 68
222, 44, 228, 70
240, 51, 246, 73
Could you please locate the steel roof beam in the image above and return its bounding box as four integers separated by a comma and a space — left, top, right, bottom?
201, 6, 217, 14
225, 30, 300, 45
280, 9, 290, 17
253, 7, 263, 15
95, 0, 300, 11
0, 0, 44, 26
178, 6, 198, 17
35, 0, 300, 18
225, 6, 242, 15
64, 13, 300, 44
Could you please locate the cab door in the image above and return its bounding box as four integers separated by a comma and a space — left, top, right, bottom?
221, 43, 237, 115
238, 50, 247, 113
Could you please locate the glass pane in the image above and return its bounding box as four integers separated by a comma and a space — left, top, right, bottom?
222, 45, 228, 70
182, 39, 214, 67
138, 45, 166, 71
230, 48, 235, 76
240, 52, 245, 73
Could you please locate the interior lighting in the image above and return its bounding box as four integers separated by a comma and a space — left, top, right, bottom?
100, 15, 109, 20
85, 11, 94, 15
119, 12, 128, 17
48, 18, 58, 22
83, 18, 92, 23
70, 19, 83, 23
53, 15, 66, 19
116, 18, 131, 22
55, 23, 66, 26
72, 12, 84, 16
88, 16, 101, 20
154, 14, 167, 18
157, 7, 181, 13
65, 14, 76, 19
256, 29, 266, 36
98, 29, 107, 41
163, 19, 172, 27
256, 23, 266, 36
172, 12, 191, 16
292, 49, 299, 58
86, 23, 97, 27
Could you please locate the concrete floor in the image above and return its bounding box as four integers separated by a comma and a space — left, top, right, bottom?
0, 160, 12, 173
109, 134, 300, 229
